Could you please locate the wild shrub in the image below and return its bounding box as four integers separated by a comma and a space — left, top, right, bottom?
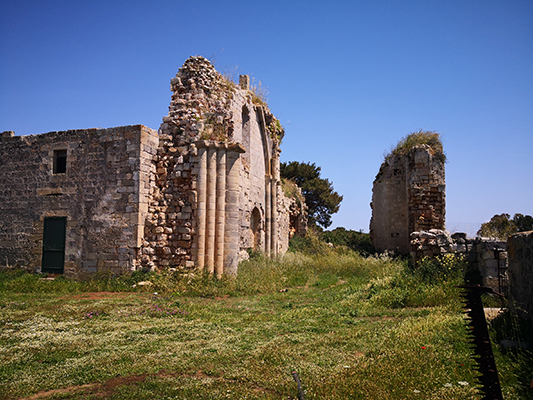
363, 254, 467, 309
320, 227, 376, 255
288, 231, 330, 255
410, 254, 467, 283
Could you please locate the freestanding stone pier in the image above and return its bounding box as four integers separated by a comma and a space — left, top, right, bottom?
370, 132, 446, 254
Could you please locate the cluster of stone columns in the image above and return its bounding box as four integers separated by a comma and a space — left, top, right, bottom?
194, 141, 245, 276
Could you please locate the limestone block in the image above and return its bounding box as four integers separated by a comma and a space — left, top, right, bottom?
178, 226, 191, 234
456, 244, 467, 253
177, 240, 191, 249
484, 259, 499, 271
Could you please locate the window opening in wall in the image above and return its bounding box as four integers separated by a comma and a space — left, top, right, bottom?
251, 207, 261, 251
242, 106, 250, 150
53, 149, 67, 174
42, 217, 67, 274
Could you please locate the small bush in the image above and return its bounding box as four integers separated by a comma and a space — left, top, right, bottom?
320, 227, 375, 255
288, 231, 329, 255
362, 254, 467, 309
410, 254, 467, 283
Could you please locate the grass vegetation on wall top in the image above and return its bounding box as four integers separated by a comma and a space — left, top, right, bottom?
384, 130, 446, 163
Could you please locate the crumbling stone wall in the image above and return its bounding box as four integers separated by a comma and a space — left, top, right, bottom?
370, 144, 445, 253
507, 231, 533, 320
141, 56, 300, 275
0, 126, 158, 277
410, 230, 508, 291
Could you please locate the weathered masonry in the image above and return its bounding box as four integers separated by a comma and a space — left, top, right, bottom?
507, 231, 533, 321
0, 126, 158, 277
370, 142, 446, 254
0, 56, 306, 277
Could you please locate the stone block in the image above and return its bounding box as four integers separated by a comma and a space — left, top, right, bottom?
455, 244, 467, 253
484, 259, 499, 271
177, 240, 191, 249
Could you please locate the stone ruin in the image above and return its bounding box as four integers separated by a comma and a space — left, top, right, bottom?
507, 231, 533, 320
0, 56, 307, 277
368, 132, 516, 295
370, 133, 532, 309
370, 143, 446, 254
410, 229, 508, 292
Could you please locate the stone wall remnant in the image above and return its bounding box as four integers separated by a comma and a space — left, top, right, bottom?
507, 231, 533, 320
410, 230, 508, 292
370, 140, 445, 254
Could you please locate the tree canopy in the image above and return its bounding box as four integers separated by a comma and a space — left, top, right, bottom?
280, 161, 343, 229
476, 213, 533, 239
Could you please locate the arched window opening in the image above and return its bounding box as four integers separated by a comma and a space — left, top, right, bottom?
250, 207, 261, 251
242, 106, 250, 151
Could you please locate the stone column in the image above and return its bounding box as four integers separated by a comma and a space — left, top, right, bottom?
224, 150, 241, 275
271, 152, 280, 255
195, 147, 207, 270
265, 175, 272, 257
205, 146, 217, 273
215, 148, 226, 277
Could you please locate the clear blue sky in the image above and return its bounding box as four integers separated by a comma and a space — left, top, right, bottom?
1, 0, 532, 236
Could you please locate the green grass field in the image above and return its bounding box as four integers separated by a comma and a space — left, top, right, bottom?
1, 244, 531, 399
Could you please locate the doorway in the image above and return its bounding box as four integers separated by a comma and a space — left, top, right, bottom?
42, 217, 67, 274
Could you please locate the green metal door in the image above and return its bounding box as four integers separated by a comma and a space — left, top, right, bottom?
42, 217, 67, 274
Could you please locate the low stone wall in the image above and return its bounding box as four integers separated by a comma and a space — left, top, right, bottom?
507, 231, 533, 320
410, 229, 507, 291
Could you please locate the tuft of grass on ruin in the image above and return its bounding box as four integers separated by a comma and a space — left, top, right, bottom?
384, 129, 446, 163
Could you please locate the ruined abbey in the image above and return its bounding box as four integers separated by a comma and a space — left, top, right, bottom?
0, 56, 306, 277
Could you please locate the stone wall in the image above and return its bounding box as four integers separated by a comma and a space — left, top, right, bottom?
0, 126, 158, 277
410, 230, 508, 292
507, 231, 533, 320
370, 144, 445, 253
141, 56, 302, 275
